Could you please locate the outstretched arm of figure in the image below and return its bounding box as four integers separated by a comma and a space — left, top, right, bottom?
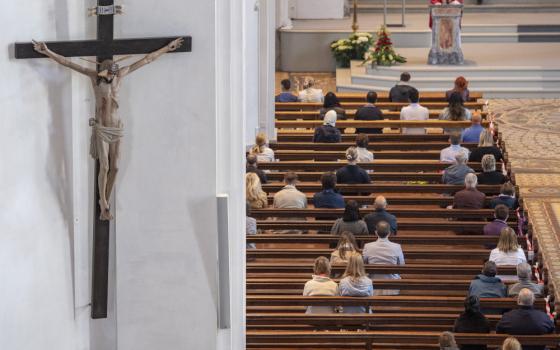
119, 37, 184, 77
32, 40, 97, 78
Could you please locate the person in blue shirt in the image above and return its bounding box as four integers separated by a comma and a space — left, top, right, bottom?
275, 79, 298, 102
313, 172, 345, 208
462, 113, 484, 143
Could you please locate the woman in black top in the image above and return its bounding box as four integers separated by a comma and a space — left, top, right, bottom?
319, 92, 346, 120
453, 296, 491, 350
477, 154, 506, 185
469, 129, 503, 162
336, 147, 371, 184
313, 110, 341, 143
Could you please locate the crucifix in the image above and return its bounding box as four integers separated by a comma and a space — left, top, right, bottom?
15, 0, 192, 319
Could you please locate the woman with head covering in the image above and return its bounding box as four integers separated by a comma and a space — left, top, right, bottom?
447, 76, 470, 102
312, 110, 342, 143
319, 92, 346, 120
298, 77, 324, 103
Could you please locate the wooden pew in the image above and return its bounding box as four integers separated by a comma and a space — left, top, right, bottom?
275, 120, 490, 129
251, 208, 514, 220
258, 161, 489, 172
265, 195, 500, 207
261, 183, 503, 195
246, 263, 518, 276
270, 142, 478, 151
246, 248, 511, 260
277, 134, 470, 143
275, 110, 488, 121
330, 91, 483, 103
274, 150, 446, 161
264, 171, 461, 182
246, 331, 559, 349
275, 102, 484, 111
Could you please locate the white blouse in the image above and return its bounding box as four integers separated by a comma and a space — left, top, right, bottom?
255, 147, 275, 163
489, 247, 526, 266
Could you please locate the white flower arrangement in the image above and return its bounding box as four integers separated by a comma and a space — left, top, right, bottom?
330, 32, 374, 68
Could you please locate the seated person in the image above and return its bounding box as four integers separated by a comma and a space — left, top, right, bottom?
275, 79, 298, 102
453, 173, 486, 209
478, 154, 506, 185
489, 227, 526, 266
439, 332, 459, 350
501, 338, 522, 350
483, 205, 509, 237
490, 182, 519, 210
508, 263, 544, 298
442, 152, 474, 185
389, 72, 416, 102
312, 110, 341, 143
468, 261, 507, 298
249, 132, 275, 162
246, 153, 267, 184
313, 172, 345, 209
496, 289, 555, 350
355, 134, 374, 163
364, 196, 398, 235
339, 253, 374, 313
355, 91, 383, 134
336, 147, 371, 184
331, 200, 368, 235
400, 88, 429, 135
330, 232, 360, 265
273, 172, 307, 209
469, 129, 503, 163
303, 256, 338, 314
453, 296, 491, 350
319, 92, 346, 120
440, 132, 470, 163
446, 76, 470, 103
362, 221, 405, 281
439, 92, 472, 134
246, 202, 257, 250
246, 173, 268, 209
461, 113, 484, 143
298, 77, 324, 103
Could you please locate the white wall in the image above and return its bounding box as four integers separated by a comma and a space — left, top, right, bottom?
0, 1, 87, 349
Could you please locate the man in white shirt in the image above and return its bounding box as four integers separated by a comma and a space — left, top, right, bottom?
297, 77, 324, 103
440, 132, 470, 163
400, 88, 429, 135
273, 172, 307, 209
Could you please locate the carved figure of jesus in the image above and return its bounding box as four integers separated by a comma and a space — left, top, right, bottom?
33, 38, 184, 220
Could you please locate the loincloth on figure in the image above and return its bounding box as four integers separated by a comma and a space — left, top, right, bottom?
89, 118, 124, 159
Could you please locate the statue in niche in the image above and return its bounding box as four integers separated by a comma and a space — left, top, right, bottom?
33, 37, 185, 220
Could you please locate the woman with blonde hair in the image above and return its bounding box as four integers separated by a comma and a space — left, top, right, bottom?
478, 154, 506, 185
246, 173, 268, 209
303, 256, 338, 314
249, 132, 275, 162
330, 232, 361, 264
469, 129, 503, 163
501, 337, 521, 350
339, 253, 373, 313
489, 227, 526, 266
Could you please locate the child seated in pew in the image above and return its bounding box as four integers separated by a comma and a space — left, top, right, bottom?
330, 232, 361, 265
339, 253, 374, 314
303, 256, 338, 314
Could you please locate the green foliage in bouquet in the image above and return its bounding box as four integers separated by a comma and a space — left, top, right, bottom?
364, 26, 406, 67
330, 32, 374, 68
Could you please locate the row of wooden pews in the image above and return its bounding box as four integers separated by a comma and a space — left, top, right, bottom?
245, 92, 560, 349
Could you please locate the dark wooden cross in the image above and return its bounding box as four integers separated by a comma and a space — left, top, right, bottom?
15, 0, 191, 319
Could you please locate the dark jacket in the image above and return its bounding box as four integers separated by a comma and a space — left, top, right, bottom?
468, 274, 507, 298
446, 88, 470, 102
453, 311, 491, 350
496, 306, 555, 350
454, 188, 486, 209
364, 209, 398, 235
313, 125, 341, 143
336, 164, 370, 184
490, 195, 519, 210
469, 146, 503, 163
313, 189, 345, 209
355, 105, 383, 134
246, 165, 267, 184
389, 84, 417, 102
275, 92, 298, 102
477, 171, 506, 185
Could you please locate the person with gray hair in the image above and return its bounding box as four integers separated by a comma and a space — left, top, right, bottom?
442, 152, 475, 185
364, 196, 398, 235
477, 154, 506, 185
497, 288, 555, 350
508, 263, 544, 297
453, 173, 486, 209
